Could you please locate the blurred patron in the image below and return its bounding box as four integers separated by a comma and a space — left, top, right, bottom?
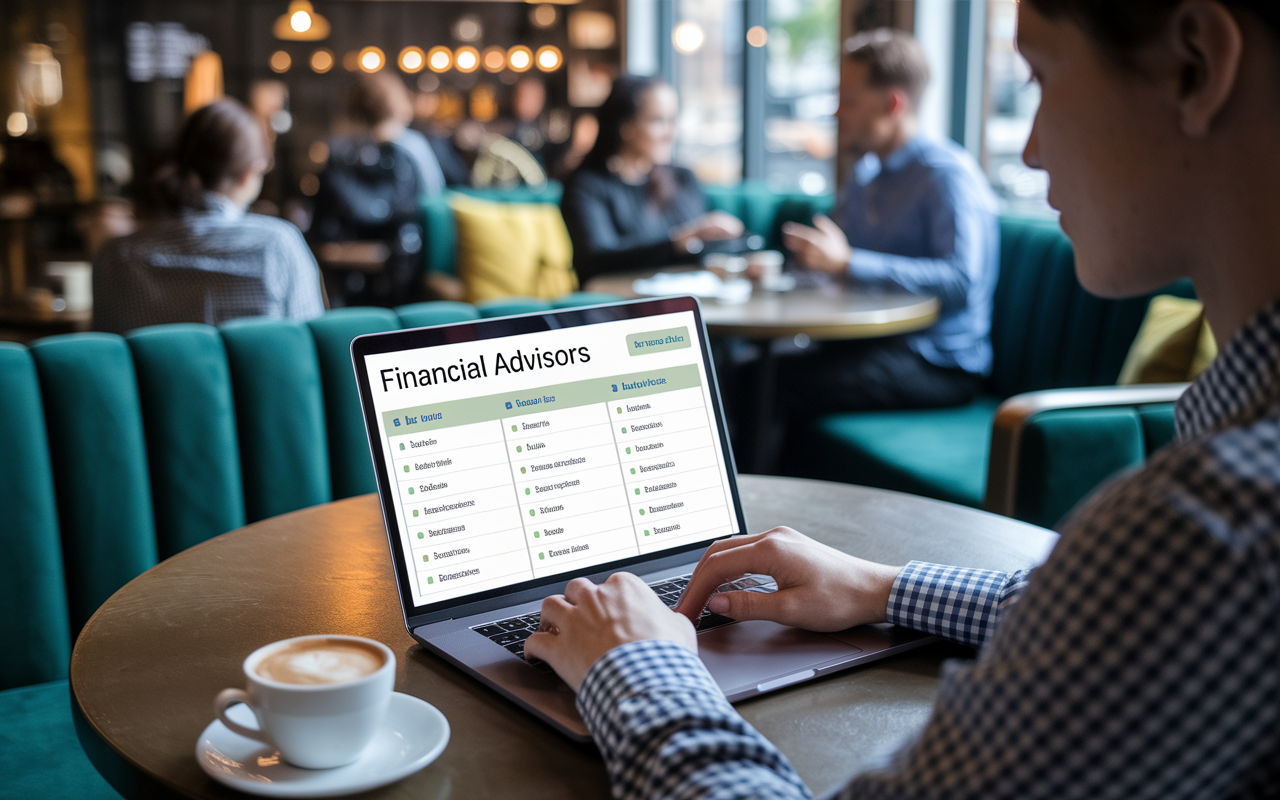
779, 30, 999, 413
92, 99, 324, 334
559, 76, 745, 283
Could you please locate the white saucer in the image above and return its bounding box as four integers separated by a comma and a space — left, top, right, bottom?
195, 692, 449, 798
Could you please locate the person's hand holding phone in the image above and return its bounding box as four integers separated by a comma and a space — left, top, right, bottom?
781, 215, 854, 275
673, 211, 746, 254
673, 527, 903, 632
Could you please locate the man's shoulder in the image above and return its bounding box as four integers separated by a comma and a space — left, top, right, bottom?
907, 138, 998, 209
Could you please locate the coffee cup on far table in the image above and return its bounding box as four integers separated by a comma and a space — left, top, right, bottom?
745, 250, 785, 284
214, 635, 395, 769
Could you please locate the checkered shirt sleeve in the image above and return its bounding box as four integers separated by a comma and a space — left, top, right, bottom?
885, 562, 1030, 648
578, 640, 812, 800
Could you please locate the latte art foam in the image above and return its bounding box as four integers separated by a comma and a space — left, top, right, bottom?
255, 639, 386, 685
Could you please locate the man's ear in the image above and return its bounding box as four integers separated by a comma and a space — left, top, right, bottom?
1167, 0, 1243, 137
886, 88, 911, 120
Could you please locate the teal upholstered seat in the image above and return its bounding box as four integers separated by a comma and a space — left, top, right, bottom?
793, 217, 1195, 524
551, 292, 623, 309
395, 300, 480, 328
476, 297, 554, 318
0, 682, 122, 799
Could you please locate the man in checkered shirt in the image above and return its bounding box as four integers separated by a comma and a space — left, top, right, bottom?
525, 1, 1280, 797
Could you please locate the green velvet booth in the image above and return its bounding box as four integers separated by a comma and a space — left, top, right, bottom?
1, 299, 631, 799
419, 181, 834, 277
787, 216, 1195, 529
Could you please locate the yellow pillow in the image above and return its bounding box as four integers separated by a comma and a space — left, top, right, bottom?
1117, 295, 1217, 385
450, 195, 577, 303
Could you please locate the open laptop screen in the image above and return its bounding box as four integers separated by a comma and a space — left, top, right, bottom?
351, 297, 744, 615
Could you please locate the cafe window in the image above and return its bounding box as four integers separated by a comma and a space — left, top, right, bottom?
764, 0, 838, 196
672, 0, 744, 185
982, 0, 1052, 216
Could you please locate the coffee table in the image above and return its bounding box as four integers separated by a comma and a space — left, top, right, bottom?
71, 476, 1056, 800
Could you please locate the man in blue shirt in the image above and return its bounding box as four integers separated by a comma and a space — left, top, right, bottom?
778, 29, 999, 413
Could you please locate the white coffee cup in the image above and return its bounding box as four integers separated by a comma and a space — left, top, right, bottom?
214, 635, 395, 769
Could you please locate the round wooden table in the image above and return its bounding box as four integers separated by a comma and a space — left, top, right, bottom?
72, 476, 1056, 800
586, 269, 940, 340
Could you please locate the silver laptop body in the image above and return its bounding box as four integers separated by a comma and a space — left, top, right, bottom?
351, 296, 936, 740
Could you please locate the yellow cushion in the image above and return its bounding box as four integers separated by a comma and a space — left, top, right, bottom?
451, 195, 577, 303
1117, 295, 1217, 385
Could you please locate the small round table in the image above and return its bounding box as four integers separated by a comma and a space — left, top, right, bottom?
72, 476, 1056, 800
585, 269, 940, 340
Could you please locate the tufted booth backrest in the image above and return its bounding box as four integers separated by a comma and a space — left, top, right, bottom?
988, 217, 1194, 398
0, 304, 508, 693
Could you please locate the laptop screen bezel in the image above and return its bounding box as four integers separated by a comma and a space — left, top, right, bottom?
350, 296, 747, 626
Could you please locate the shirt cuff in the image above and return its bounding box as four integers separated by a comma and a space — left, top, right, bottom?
847, 248, 896, 283
886, 561, 1013, 648
577, 640, 724, 740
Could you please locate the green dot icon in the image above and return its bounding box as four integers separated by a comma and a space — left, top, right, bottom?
616, 407, 622, 414
512, 425, 517, 432
422, 554, 429, 562
626, 447, 631, 454
529, 509, 535, 516
417, 531, 424, 539
539, 552, 545, 560
635, 488, 640, 495
412, 509, 419, 517
520, 467, 526, 474
630, 468, 636, 475
399, 443, 405, 450
525, 488, 531, 495
621, 427, 627, 434
403, 465, 409, 473
427, 576, 434, 585
644, 529, 650, 536
408, 487, 414, 495
517, 446, 522, 453
534, 531, 540, 538
639, 509, 645, 516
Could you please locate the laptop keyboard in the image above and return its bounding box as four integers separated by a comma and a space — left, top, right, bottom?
471, 573, 778, 670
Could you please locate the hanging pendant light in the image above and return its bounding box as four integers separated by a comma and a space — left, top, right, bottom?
273, 1, 330, 42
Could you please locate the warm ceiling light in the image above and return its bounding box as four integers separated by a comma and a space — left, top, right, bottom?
672, 22, 705, 53
482, 46, 506, 73
506, 45, 533, 72
535, 45, 562, 71
454, 46, 479, 73
531, 4, 556, 28
428, 46, 452, 72
746, 25, 768, 48
310, 48, 333, 73
274, 1, 330, 41
359, 46, 385, 72
453, 15, 482, 43
399, 46, 425, 73
270, 50, 292, 73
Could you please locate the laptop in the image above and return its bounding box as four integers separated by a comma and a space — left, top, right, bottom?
350, 295, 936, 740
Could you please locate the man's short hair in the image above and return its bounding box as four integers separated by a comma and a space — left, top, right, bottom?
348, 72, 407, 127
843, 29, 931, 108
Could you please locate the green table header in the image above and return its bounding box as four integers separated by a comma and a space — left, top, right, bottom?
383, 363, 703, 436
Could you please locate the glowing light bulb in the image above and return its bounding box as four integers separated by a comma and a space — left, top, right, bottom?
455, 46, 478, 73
359, 46, 385, 72
673, 22, 705, 53
507, 46, 532, 72
270, 50, 292, 73
428, 46, 452, 72
310, 49, 333, 73
290, 10, 311, 32
399, 47, 425, 73
482, 47, 506, 73
535, 45, 562, 71
6, 112, 29, 137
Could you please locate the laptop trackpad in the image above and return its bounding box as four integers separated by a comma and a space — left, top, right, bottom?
698, 620, 861, 697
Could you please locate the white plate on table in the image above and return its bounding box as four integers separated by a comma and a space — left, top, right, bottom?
195, 692, 449, 797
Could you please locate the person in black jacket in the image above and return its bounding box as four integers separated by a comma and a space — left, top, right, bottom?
560, 76, 744, 284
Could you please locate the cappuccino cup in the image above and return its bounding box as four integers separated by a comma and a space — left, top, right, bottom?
214, 635, 395, 769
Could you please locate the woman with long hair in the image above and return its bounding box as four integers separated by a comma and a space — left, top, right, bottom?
559, 76, 745, 283
93, 98, 324, 333
525, 2, 1280, 797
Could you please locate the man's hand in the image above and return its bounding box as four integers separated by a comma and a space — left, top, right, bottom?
781, 215, 854, 274
673, 211, 746, 253
673, 527, 903, 632
524, 573, 697, 692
